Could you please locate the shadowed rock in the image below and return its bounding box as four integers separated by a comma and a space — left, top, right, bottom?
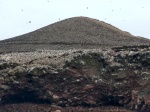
0, 46, 150, 111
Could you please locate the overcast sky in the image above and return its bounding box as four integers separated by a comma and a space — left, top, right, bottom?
0, 0, 150, 40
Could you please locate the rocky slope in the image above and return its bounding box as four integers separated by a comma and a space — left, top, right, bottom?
0, 17, 150, 52
0, 45, 150, 112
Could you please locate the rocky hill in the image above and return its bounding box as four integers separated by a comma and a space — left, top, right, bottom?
0, 17, 150, 112
0, 17, 150, 52
0, 46, 150, 112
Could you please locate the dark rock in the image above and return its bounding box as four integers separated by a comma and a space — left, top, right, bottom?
0, 47, 150, 111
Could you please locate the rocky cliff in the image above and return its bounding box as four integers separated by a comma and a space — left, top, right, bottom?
0, 46, 150, 112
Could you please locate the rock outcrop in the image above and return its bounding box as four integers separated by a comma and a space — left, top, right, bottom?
0, 46, 150, 112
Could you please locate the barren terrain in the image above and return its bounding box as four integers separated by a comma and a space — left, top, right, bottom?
0, 17, 150, 112
0, 17, 150, 52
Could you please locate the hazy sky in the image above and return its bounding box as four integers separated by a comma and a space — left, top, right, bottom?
0, 0, 150, 40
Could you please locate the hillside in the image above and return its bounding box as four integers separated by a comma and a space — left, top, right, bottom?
0, 17, 150, 52
0, 17, 150, 111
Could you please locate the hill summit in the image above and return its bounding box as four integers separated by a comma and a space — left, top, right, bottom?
0, 16, 150, 52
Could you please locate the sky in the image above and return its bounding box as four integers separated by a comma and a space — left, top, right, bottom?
0, 0, 150, 40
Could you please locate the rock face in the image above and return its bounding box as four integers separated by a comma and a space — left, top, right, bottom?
0, 46, 150, 112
